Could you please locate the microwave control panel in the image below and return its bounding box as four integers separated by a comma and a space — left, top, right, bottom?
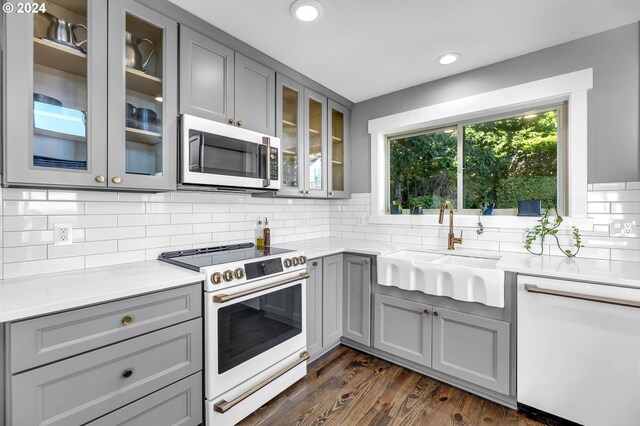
270, 147, 279, 181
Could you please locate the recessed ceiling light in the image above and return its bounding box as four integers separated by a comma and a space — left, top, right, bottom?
437, 53, 460, 65
290, 0, 323, 22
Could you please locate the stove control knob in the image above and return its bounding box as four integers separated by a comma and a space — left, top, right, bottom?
284, 258, 293, 268
292, 257, 300, 266
223, 270, 234, 282
234, 268, 245, 279
211, 272, 223, 284
299, 256, 307, 264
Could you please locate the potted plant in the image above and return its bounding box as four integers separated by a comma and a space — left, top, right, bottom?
390, 200, 403, 215
480, 196, 495, 215
524, 207, 583, 257
409, 195, 433, 215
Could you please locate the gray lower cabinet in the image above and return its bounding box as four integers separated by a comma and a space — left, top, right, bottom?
342, 255, 371, 346
432, 307, 510, 395
321, 254, 343, 347
9, 284, 201, 373
6, 284, 203, 426
306, 258, 323, 358
374, 293, 432, 366
179, 26, 275, 135
86, 372, 202, 426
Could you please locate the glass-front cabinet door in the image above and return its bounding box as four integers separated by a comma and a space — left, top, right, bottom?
4, 0, 108, 187
327, 100, 350, 198
275, 74, 305, 196
304, 88, 327, 198
107, 0, 177, 190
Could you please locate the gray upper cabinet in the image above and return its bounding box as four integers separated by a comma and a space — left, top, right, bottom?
374, 293, 432, 366
306, 258, 323, 358
432, 307, 510, 395
179, 25, 234, 124
327, 100, 350, 199
107, 0, 178, 191
276, 73, 305, 197
179, 26, 275, 136
322, 254, 343, 346
234, 53, 275, 135
304, 87, 328, 198
3, 0, 177, 191
342, 255, 371, 346
4, 0, 108, 188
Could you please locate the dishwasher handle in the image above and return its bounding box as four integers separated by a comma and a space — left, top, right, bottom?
525, 284, 640, 309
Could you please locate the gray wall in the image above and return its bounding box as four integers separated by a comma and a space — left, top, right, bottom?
350, 22, 640, 192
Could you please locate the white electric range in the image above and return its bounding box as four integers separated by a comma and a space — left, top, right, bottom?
160, 243, 309, 425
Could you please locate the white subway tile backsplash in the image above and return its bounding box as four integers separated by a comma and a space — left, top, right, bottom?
2, 189, 47, 200
147, 224, 193, 237
86, 226, 146, 242
118, 236, 171, 252
4, 256, 84, 279
48, 190, 118, 202
85, 202, 144, 215
48, 215, 118, 229
4, 201, 84, 216
85, 250, 145, 268
3, 216, 48, 231
146, 203, 192, 214
591, 182, 626, 191
48, 240, 117, 259
627, 182, 640, 190
4, 245, 47, 263
117, 213, 170, 226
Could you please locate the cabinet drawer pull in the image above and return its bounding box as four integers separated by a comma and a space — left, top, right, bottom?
122, 368, 133, 378
95, 175, 105, 183
228, 118, 235, 125
112, 176, 122, 184
236, 120, 243, 127
423, 308, 430, 315
363, 259, 369, 265
433, 311, 439, 317
312, 261, 318, 267
122, 315, 133, 326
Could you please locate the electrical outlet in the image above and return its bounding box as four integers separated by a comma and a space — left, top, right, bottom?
357, 215, 365, 226
53, 223, 73, 245
610, 219, 637, 238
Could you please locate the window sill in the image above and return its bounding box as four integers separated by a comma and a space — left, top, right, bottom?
369, 214, 594, 231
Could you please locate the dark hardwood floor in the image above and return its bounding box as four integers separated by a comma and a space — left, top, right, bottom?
240, 345, 544, 426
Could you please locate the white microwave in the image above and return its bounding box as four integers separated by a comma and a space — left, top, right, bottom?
179, 114, 281, 192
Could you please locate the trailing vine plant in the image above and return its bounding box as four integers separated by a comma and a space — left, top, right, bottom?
524, 207, 583, 257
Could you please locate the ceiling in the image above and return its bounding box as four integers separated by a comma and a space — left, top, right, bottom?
168, 0, 640, 103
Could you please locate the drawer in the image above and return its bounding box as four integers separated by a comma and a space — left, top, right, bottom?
86, 372, 202, 426
10, 318, 202, 426
9, 283, 201, 373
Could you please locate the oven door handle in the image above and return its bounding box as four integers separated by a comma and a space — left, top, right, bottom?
214, 351, 310, 413
262, 136, 271, 188
212, 272, 309, 304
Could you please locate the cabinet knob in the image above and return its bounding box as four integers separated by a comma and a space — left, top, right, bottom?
305, 190, 309, 194
122, 368, 133, 378
228, 118, 235, 125
329, 191, 334, 196
312, 261, 318, 267
95, 175, 105, 183
423, 309, 430, 315
363, 259, 369, 265
122, 315, 133, 325
299, 190, 305, 194
236, 120, 243, 127
112, 176, 122, 184
433, 311, 439, 317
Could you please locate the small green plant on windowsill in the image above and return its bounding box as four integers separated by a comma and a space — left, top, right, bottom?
524, 207, 583, 257
476, 197, 493, 235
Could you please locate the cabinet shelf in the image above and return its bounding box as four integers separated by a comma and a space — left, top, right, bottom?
125, 127, 162, 145
332, 160, 343, 165
309, 128, 320, 135
332, 136, 343, 142
282, 149, 297, 155
282, 119, 297, 127
34, 127, 86, 143
33, 38, 87, 77
126, 67, 162, 96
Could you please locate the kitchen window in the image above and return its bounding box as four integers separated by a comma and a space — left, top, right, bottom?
387, 104, 566, 214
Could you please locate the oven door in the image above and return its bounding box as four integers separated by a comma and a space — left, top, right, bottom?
205, 272, 307, 400
180, 114, 280, 190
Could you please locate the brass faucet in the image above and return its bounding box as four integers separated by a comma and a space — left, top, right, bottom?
438, 201, 463, 250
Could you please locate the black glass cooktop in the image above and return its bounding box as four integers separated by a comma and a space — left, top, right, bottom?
158, 243, 293, 271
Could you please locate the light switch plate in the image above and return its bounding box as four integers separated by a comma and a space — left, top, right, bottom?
610, 219, 637, 238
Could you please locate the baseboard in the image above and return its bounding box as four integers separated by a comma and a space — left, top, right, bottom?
340, 338, 517, 410
308, 341, 341, 363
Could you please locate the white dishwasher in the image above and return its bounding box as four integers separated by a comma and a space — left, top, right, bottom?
518, 275, 640, 426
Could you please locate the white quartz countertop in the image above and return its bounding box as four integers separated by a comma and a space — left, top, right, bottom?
0, 261, 205, 322
1, 237, 638, 322
276, 238, 640, 288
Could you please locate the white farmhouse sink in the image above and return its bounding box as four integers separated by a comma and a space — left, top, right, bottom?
377, 250, 505, 307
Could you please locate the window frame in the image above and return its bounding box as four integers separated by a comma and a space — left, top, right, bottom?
368, 69, 593, 229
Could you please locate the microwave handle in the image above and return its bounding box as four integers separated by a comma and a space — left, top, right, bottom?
262, 136, 271, 188
199, 135, 205, 172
